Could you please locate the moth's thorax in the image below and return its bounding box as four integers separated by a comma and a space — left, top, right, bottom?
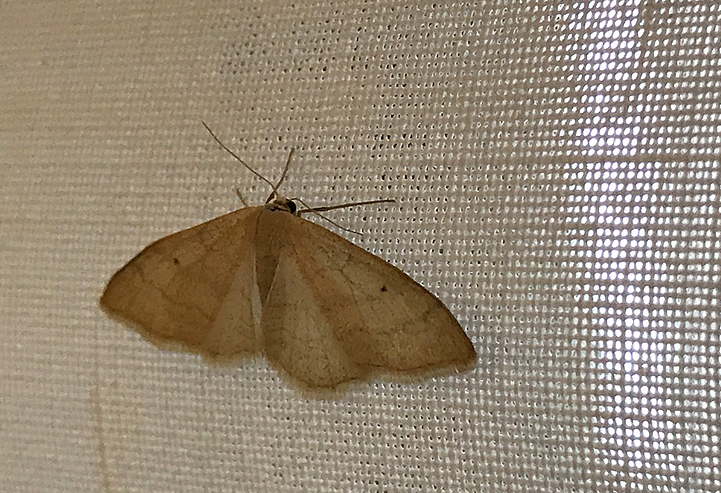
255, 207, 294, 304
265, 196, 297, 214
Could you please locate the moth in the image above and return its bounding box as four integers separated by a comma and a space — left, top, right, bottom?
100, 123, 476, 388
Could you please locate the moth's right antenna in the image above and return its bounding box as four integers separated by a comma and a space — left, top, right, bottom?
202, 121, 275, 191
266, 148, 295, 204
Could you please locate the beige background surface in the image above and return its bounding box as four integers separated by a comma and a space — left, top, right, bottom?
1, 1, 719, 492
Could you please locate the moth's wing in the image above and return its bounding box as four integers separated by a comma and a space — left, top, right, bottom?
261, 252, 367, 387
261, 213, 475, 388
100, 207, 263, 359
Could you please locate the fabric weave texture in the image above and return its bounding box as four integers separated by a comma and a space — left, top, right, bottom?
1, 1, 719, 491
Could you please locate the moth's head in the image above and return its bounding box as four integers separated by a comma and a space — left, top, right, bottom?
266, 194, 297, 214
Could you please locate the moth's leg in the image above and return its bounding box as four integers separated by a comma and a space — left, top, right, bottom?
235, 187, 249, 207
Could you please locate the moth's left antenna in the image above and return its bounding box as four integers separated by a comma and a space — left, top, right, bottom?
202, 121, 275, 191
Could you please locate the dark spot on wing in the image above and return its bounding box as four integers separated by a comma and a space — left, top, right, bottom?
380, 285, 388, 292
173, 258, 180, 265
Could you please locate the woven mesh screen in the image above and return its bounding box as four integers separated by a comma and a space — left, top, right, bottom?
1, 1, 719, 491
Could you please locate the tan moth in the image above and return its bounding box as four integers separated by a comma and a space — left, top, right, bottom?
100, 123, 476, 388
